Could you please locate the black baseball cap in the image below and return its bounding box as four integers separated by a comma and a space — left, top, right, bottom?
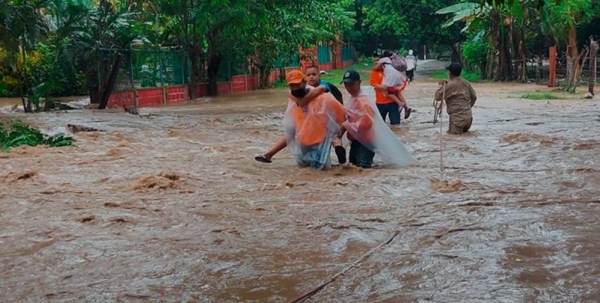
341, 70, 361, 84
446, 62, 463, 76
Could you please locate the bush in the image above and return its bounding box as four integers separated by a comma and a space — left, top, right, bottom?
0, 40, 88, 98
0, 120, 74, 152
461, 32, 492, 77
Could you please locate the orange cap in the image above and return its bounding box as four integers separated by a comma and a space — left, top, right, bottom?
286, 70, 305, 85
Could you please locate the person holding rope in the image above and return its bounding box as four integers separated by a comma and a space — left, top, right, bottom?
434, 63, 478, 134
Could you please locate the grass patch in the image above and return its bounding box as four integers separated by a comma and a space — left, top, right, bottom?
519, 89, 585, 100
0, 120, 74, 152
431, 69, 482, 82
521, 91, 566, 100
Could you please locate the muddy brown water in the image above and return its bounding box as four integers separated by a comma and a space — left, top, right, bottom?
1, 74, 600, 302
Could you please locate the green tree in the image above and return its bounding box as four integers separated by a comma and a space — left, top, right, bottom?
66, 0, 141, 108
361, 0, 466, 58
0, 0, 49, 112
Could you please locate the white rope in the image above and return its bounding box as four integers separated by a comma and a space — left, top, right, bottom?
441, 83, 446, 178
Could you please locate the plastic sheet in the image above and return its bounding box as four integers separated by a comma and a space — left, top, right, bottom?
344, 87, 417, 167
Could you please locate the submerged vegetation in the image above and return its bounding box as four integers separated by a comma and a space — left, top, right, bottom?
0, 120, 74, 151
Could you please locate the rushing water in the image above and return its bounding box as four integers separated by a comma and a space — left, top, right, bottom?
1, 76, 600, 302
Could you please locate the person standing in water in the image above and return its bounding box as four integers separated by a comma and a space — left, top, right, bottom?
405, 50, 417, 83
282, 70, 346, 169
371, 53, 401, 126
434, 62, 478, 134
340, 69, 418, 168
340, 70, 376, 168
254, 65, 347, 164
373, 50, 412, 120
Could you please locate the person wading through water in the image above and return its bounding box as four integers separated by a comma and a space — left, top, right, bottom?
281, 70, 346, 169
371, 53, 401, 126
434, 62, 478, 134
255, 65, 347, 164
373, 50, 412, 120
341, 69, 418, 168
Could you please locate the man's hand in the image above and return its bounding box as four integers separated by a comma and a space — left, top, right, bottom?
438, 80, 447, 86
373, 85, 387, 92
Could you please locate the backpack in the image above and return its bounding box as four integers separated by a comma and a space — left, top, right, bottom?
326, 82, 344, 105
390, 54, 407, 72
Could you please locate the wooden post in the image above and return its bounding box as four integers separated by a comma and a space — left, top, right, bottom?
423, 45, 427, 60
549, 46, 557, 88
589, 40, 597, 96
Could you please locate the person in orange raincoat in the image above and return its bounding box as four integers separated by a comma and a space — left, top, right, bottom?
282, 70, 346, 169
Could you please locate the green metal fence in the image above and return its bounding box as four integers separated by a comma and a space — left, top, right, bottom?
129, 49, 189, 87
318, 44, 330, 64
342, 44, 353, 61
103, 45, 344, 95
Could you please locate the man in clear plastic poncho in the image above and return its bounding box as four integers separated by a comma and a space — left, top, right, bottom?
341, 70, 418, 168
282, 70, 346, 169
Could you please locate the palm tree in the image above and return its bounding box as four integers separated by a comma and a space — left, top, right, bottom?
60, 0, 140, 108
1, 0, 49, 112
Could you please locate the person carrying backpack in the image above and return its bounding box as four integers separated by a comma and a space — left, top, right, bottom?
373, 50, 412, 120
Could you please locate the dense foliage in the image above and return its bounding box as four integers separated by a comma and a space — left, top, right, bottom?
1, 0, 598, 105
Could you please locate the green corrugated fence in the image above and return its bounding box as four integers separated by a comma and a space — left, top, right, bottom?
318, 45, 330, 64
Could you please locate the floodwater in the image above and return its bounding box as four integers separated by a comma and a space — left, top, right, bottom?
1, 67, 600, 302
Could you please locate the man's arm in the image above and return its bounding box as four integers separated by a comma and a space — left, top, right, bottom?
434, 81, 447, 101
332, 100, 347, 125
289, 85, 326, 106
468, 83, 477, 107
373, 85, 388, 92
359, 101, 375, 131
373, 58, 386, 71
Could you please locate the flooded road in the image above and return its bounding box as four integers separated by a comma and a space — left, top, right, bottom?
1, 71, 600, 302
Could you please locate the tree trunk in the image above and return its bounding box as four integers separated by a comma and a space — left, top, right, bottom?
517, 28, 527, 82
566, 25, 580, 90
89, 86, 100, 104
207, 53, 222, 96
521, 29, 527, 82
450, 43, 463, 65
188, 49, 199, 100
501, 42, 513, 81
331, 43, 338, 70
490, 12, 502, 81
206, 35, 222, 96
257, 64, 272, 89
589, 40, 598, 95
98, 54, 123, 110
486, 49, 495, 80
508, 21, 516, 80
536, 55, 542, 84
573, 48, 589, 92
19, 45, 32, 113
